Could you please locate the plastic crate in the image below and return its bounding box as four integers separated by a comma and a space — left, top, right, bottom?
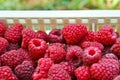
0, 10, 120, 34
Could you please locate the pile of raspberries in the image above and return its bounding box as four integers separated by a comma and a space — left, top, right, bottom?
0, 22, 120, 80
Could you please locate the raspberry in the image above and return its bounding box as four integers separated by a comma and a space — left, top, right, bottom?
22, 28, 36, 49
48, 64, 71, 80
1, 50, 22, 68
5, 23, 23, 43
110, 43, 120, 58
48, 29, 65, 43
0, 22, 6, 36
102, 53, 118, 60
0, 37, 9, 55
7, 43, 20, 51
81, 41, 104, 50
28, 39, 47, 60
60, 62, 75, 77
1, 49, 30, 69
0, 66, 18, 80
116, 38, 120, 44
17, 48, 31, 61
95, 25, 117, 46
14, 60, 34, 80
83, 47, 101, 65
62, 24, 87, 45
82, 30, 96, 42
66, 46, 83, 67
32, 58, 53, 80
46, 45, 66, 63
113, 75, 120, 80
37, 30, 48, 42
90, 59, 119, 80
49, 43, 66, 50
75, 66, 90, 80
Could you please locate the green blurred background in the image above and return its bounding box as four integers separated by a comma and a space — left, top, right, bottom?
0, 0, 120, 10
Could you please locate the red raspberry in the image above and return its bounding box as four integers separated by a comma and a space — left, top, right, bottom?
66, 46, 83, 67
60, 62, 75, 77
1, 50, 22, 68
17, 48, 31, 61
75, 66, 90, 80
0, 22, 6, 37
48, 29, 65, 43
81, 41, 104, 50
32, 58, 53, 80
46, 45, 66, 63
0, 66, 18, 80
37, 30, 48, 42
48, 64, 71, 80
49, 43, 66, 50
90, 59, 119, 80
1, 49, 30, 69
113, 75, 120, 80
82, 30, 96, 42
7, 43, 20, 51
28, 38, 47, 60
22, 28, 36, 49
110, 43, 120, 58
116, 38, 120, 44
102, 53, 118, 60
62, 24, 87, 45
14, 60, 34, 80
5, 23, 23, 43
95, 25, 117, 46
0, 37, 9, 55
83, 47, 101, 65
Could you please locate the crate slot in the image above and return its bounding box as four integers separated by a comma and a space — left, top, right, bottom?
31, 19, 38, 24
19, 19, 25, 23
7, 19, 14, 24
69, 19, 76, 23
98, 19, 104, 23
56, 19, 63, 24
110, 19, 118, 23
82, 19, 88, 23
44, 19, 50, 24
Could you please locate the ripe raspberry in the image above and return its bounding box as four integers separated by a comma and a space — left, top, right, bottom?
81, 30, 96, 42
62, 24, 87, 45
0, 22, 6, 36
5, 23, 23, 43
49, 43, 66, 50
17, 48, 31, 61
116, 38, 120, 44
0, 37, 9, 55
83, 47, 101, 65
66, 46, 83, 67
90, 59, 119, 80
37, 30, 48, 42
0, 66, 18, 80
22, 28, 36, 49
75, 66, 90, 80
81, 41, 104, 50
48, 64, 71, 80
14, 60, 34, 80
28, 38, 47, 60
1, 49, 30, 69
102, 53, 118, 60
113, 75, 120, 80
110, 43, 120, 58
48, 29, 65, 43
7, 43, 20, 51
32, 58, 53, 80
60, 62, 75, 76
46, 45, 66, 63
95, 25, 117, 46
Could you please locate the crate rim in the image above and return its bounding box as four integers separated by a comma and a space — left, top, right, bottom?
0, 10, 120, 18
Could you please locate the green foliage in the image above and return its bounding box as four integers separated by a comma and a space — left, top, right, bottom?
0, 0, 119, 10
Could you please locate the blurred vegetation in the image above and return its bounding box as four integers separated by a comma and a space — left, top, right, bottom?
0, 0, 120, 10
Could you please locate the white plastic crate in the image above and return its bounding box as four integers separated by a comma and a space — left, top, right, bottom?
0, 10, 120, 34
